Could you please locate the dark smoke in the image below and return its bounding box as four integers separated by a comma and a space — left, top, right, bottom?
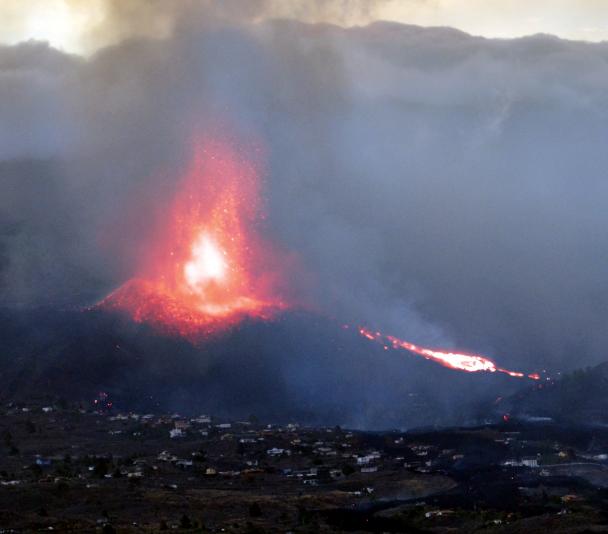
2, 3, 608, 426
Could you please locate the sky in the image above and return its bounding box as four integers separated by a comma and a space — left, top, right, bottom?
1, 0, 608, 55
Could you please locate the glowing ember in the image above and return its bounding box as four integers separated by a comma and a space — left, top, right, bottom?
98, 135, 288, 340
359, 327, 539, 380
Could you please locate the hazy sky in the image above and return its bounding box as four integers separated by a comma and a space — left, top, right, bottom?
2, 0, 608, 55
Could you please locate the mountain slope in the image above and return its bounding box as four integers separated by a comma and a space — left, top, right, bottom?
498, 362, 608, 424
0, 307, 527, 429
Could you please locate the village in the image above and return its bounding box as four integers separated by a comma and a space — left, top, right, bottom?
2, 396, 608, 532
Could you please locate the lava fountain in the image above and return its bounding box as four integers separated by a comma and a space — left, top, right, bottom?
358, 327, 540, 380
98, 135, 289, 340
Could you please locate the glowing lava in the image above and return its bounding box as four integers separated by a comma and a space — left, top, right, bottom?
185, 234, 227, 287
359, 327, 539, 380
99, 136, 288, 340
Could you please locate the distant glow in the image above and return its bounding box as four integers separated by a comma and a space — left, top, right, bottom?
1, 0, 608, 57
0, 0, 157, 56
24, 1, 79, 52
0, 0, 105, 54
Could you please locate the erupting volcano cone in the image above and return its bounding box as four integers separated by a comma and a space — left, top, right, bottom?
99, 136, 289, 340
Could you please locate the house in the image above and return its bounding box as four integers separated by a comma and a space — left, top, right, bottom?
503, 457, 539, 468
169, 428, 184, 439
157, 451, 177, 462
357, 453, 380, 465
191, 415, 211, 424
315, 447, 336, 456
174, 420, 190, 431
267, 448, 290, 457
425, 510, 454, 518
216, 423, 232, 429
562, 494, 583, 503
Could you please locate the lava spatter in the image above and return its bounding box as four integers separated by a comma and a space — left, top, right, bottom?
99, 136, 288, 341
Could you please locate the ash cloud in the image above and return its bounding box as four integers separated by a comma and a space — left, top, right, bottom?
2, 3, 608, 425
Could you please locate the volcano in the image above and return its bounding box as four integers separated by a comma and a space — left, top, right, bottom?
93, 134, 538, 386
0, 136, 536, 428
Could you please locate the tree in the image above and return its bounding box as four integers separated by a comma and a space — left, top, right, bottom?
249, 502, 262, 517
2, 430, 12, 447
180, 513, 192, 528
30, 463, 42, 477
341, 464, 355, 476
93, 457, 109, 478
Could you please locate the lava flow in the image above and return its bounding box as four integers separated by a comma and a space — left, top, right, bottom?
359, 327, 540, 380
98, 136, 288, 340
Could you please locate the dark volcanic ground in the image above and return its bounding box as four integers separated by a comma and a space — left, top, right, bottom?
2, 400, 608, 532
0, 306, 527, 429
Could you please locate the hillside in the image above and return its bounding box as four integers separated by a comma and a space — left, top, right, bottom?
499, 362, 608, 424
0, 307, 526, 429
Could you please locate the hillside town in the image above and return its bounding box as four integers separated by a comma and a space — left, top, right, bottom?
1, 397, 608, 532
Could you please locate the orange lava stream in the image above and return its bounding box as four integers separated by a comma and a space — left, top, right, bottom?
359, 327, 539, 380
98, 136, 288, 341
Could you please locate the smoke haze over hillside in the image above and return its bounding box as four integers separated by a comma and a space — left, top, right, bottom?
2, 1, 608, 402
